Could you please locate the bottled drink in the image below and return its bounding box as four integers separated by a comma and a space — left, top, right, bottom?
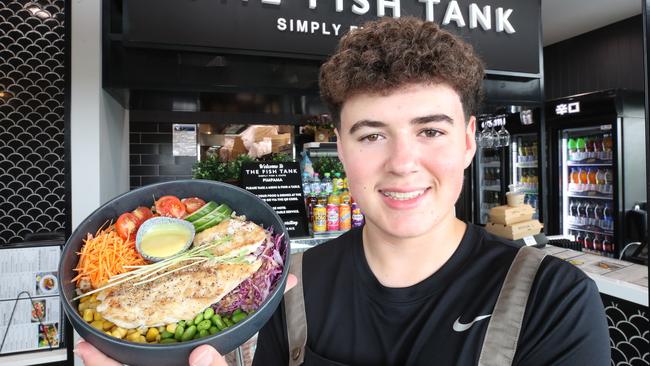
576, 231, 584, 248
302, 172, 312, 196
593, 135, 603, 153
321, 172, 333, 195
339, 203, 351, 231
518, 143, 526, 160
576, 137, 587, 153
339, 189, 351, 205
587, 168, 597, 186
577, 201, 586, 224
579, 168, 588, 185
310, 173, 322, 195
326, 203, 340, 231
570, 168, 580, 184
595, 168, 606, 186
602, 236, 612, 252
594, 203, 603, 227
585, 136, 595, 152
567, 138, 577, 154
569, 199, 578, 217
584, 233, 593, 250
585, 202, 595, 225
604, 169, 613, 185
602, 134, 613, 152
316, 193, 328, 207
593, 235, 602, 251
351, 202, 364, 228
306, 193, 318, 224
333, 172, 345, 193
603, 203, 613, 230
531, 142, 538, 158
343, 177, 348, 190
328, 192, 341, 206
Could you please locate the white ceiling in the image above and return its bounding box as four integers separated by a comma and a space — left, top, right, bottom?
542, 0, 643, 46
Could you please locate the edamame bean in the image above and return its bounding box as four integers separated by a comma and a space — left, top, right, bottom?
177, 320, 186, 328
161, 331, 174, 339
223, 317, 234, 327
198, 329, 209, 338
193, 313, 204, 325
212, 314, 226, 330
232, 312, 247, 323
203, 308, 215, 320
197, 319, 212, 332
160, 338, 177, 344
181, 325, 197, 342
209, 326, 218, 335
233, 309, 243, 316
174, 325, 185, 341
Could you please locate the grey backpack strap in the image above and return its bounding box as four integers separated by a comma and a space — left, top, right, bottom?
285, 252, 307, 366
478, 246, 546, 366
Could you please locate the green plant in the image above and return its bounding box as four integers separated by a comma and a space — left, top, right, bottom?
313, 156, 345, 177
192, 154, 256, 183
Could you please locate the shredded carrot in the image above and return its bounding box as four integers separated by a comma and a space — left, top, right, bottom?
72, 225, 148, 289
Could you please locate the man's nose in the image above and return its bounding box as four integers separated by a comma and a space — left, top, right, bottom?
385, 135, 420, 176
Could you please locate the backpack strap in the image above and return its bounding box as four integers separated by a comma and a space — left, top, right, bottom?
285, 252, 307, 366
478, 246, 546, 366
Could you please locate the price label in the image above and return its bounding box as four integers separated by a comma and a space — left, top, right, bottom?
523, 236, 537, 246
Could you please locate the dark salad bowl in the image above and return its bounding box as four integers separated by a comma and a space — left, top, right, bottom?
58, 180, 290, 366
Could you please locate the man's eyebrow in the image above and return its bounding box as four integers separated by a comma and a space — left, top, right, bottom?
348, 120, 387, 134
411, 114, 454, 125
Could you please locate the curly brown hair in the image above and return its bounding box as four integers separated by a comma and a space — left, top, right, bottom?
320, 17, 485, 128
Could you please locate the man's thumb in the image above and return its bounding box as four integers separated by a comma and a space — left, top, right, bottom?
74, 341, 122, 366
189, 344, 228, 366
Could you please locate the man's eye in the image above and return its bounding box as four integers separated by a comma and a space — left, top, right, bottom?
360, 134, 383, 142
420, 129, 442, 138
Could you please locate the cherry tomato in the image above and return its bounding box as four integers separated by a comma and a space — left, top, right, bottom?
132, 206, 154, 224
155, 195, 186, 218
115, 212, 140, 240
181, 197, 206, 214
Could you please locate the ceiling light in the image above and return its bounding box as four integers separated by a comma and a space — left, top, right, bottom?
24, 3, 51, 19
0, 91, 14, 102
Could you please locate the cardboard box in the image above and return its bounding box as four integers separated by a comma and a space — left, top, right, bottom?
488, 204, 535, 225
485, 220, 543, 240
271, 133, 291, 152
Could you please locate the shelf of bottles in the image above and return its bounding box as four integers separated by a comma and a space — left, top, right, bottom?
479, 149, 502, 223
510, 135, 539, 220
562, 127, 616, 257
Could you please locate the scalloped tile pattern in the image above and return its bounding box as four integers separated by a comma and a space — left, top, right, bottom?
0, 0, 65, 244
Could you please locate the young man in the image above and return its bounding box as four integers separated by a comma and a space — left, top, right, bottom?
76, 17, 609, 366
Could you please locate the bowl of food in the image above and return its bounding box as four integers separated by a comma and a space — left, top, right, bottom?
58, 180, 289, 366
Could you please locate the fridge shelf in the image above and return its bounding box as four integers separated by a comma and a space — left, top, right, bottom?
516, 162, 538, 168
567, 162, 612, 167
481, 162, 501, 167
568, 225, 614, 236
483, 186, 501, 191
567, 193, 613, 200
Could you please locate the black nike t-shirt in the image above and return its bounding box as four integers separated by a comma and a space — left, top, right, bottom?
253, 224, 610, 365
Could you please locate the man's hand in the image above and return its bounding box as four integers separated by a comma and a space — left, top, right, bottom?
75, 274, 297, 365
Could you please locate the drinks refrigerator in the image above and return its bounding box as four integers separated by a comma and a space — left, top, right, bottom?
546, 90, 646, 258
473, 109, 544, 225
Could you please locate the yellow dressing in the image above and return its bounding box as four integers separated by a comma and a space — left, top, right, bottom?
140, 224, 192, 259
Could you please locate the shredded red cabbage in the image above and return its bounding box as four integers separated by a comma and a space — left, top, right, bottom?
214, 229, 286, 314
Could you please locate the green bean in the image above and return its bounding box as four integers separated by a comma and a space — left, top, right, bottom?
223, 317, 234, 327
174, 325, 185, 341
197, 319, 212, 332
193, 313, 204, 325
181, 325, 197, 342
160, 338, 178, 344
209, 326, 219, 335
203, 308, 215, 320
199, 329, 209, 338
211, 314, 226, 330
232, 312, 247, 323
161, 331, 174, 339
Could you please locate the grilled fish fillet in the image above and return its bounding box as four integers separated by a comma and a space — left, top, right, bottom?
96, 260, 262, 329
193, 218, 267, 256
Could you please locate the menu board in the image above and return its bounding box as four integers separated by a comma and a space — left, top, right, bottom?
241, 162, 309, 238
0, 245, 63, 355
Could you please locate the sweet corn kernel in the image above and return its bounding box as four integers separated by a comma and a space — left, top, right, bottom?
78, 302, 89, 312
127, 332, 140, 342
90, 293, 98, 301
138, 336, 147, 343
79, 296, 89, 303
112, 327, 127, 339
145, 328, 159, 342
166, 323, 177, 333
87, 301, 99, 310
93, 312, 103, 321
90, 320, 104, 330
83, 309, 94, 322
127, 329, 138, 335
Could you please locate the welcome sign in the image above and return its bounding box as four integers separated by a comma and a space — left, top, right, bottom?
124, 0, 540, 73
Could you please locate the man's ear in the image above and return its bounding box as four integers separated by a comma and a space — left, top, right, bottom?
464, 116, 477, 168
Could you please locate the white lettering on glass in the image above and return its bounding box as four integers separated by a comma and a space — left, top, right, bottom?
352, 0, 370, 14
418, 0, 440, 22
377, 0, 400, 18
442, 1, 465, 27
469, 4, 491, 30
495, 7, 515, 33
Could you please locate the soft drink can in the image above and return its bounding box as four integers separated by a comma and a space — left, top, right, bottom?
313, 205, 327, 233
351, 202, 364, 228
339, 203, 351, 230
326, 204, 340, 231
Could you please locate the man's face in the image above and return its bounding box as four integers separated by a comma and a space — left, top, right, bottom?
336, 82, 476, 241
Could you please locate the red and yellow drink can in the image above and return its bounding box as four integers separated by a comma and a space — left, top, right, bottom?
339, 203, 351, 230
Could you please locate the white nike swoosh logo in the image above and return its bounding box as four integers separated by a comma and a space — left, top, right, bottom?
453, 314, 492, 332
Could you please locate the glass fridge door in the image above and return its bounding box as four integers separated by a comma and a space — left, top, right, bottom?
510, 134, 539, 220
478, 149, 502, 224
561, 125, 616, 257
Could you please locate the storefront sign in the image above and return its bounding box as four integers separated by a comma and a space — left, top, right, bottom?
240, 162, 309, 237
555, 102, 581, 116
124, 0, 540, 73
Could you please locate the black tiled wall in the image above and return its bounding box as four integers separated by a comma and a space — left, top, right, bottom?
0, 0, 66, 245
129, 122, 196, 189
